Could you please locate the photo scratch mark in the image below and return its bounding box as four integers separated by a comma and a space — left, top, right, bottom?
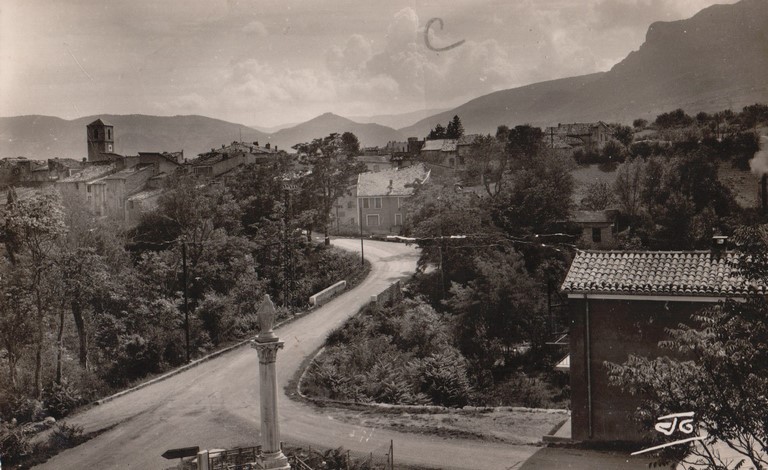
424, 18, 465, 52
64, 43, 93, 81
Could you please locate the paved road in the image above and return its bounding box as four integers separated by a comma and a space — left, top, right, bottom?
36, 239, 543, 470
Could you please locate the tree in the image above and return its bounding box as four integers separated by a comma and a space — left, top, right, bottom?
446, 249, 546, 374
407, 182, 498, 286
0, 259, 36, 389
740, 103, 768, 131
340, 131, 360, 157
445, 115, 464, 139
427, 123, 446, 140
655, 108, 694, 129
467, 134, 508, 198
613, 159, 644, 218
606, 225, 768, 469
612, 124, 634, 148
493, 153, 574, 235
633, 118, 648, 129
504, 125, 544, 165
582, 181, 614, 211
2, 189, 66, 397
294, 133, 366, 244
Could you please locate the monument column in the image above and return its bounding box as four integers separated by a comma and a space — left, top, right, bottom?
251, 295, 291, 470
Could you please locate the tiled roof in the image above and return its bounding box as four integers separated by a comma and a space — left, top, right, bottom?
194, 141, 275, 165
561, 250, 766, 297
457, 134, 481, 146
357, 164, 430, 197
58, 164, 117, 183
422, 139, 457, 152
571, 210, 617, 224
127, 188, 164, 202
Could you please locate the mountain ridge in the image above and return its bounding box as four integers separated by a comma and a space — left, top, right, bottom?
399, 0, 768, 137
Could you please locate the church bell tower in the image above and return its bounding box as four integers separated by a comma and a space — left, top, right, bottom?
86, 118, 114, 162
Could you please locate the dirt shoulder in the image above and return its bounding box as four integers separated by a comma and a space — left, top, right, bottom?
303, 402, 568, 446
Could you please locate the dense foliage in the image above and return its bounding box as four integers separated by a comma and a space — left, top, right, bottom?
606, 226, 768, 469
304, 300, 472, 407
0, 145, 367, 462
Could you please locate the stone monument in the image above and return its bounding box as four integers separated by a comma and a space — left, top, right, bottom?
251, 295, 291, 469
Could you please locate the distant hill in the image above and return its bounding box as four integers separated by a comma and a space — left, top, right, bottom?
346, 108, 449, 130
0, 114, 270, 160
267, 113, 404, 150
400, 0, 768, 137
249, 122, 301, 133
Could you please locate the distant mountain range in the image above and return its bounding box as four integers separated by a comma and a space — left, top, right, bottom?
346, 108, 449, 130
400, 0, 768, 137
0, 115, 271, 161
2, 0, 766, 160
0, 113, 404, 160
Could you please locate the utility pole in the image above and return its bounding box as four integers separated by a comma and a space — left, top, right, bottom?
359, 201, 365, 266
438, 196, 445, 298
182, 240, 190, 364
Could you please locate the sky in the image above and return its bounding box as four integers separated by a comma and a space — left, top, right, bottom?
0, 0, 738, 128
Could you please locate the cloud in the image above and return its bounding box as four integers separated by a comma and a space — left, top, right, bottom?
242, 20, 268, 36
325, 34, 372, 74
322, 8, 520, 107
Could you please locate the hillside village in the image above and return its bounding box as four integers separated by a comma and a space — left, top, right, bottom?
3, 0, 768, 469
2, 101, 768, 469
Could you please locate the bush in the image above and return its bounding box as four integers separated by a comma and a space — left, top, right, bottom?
43, 380, 84, 419
0, 420, 32, 465
47, 422, 85, 450
5, 396, 45, 424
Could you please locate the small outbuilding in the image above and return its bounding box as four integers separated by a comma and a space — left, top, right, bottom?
560, 243, 757, 442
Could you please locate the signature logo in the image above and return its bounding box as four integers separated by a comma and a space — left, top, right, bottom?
631, 412, 704, 455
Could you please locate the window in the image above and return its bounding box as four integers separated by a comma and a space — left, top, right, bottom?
350, 217, 356, 225
592, 227, 602, 243
397, 197, 403, 208
337, 210, 345, 217
362, 198, 369, 209
107, 129, 111, 140
347, 201, 354, 209
395, 213, 402, 226
366, 214, 379, 226
86, 185, 91, 193
374, 198, 381, 208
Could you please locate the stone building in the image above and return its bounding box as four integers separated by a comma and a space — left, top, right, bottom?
570, 210, 619, 248
191, 141, 278, 178
86, 119, 121, 162
355, 164, 430, 235
544, 122, 612, 155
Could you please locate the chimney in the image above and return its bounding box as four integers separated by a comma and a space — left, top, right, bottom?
711, 235, 727, 257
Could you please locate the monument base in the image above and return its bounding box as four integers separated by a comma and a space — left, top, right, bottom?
261, 450, 291, 470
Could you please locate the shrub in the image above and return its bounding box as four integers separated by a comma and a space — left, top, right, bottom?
43, 380, 84, 420
0, 420, 32, 465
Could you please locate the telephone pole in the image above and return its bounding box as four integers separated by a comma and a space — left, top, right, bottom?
182, 240, 190, 364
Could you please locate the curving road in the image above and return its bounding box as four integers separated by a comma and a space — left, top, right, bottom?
36, 239, 542, 470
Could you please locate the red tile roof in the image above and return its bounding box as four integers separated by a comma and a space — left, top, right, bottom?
561, 250, 766, 297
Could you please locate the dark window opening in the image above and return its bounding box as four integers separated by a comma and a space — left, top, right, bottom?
592, 227, 602, 243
